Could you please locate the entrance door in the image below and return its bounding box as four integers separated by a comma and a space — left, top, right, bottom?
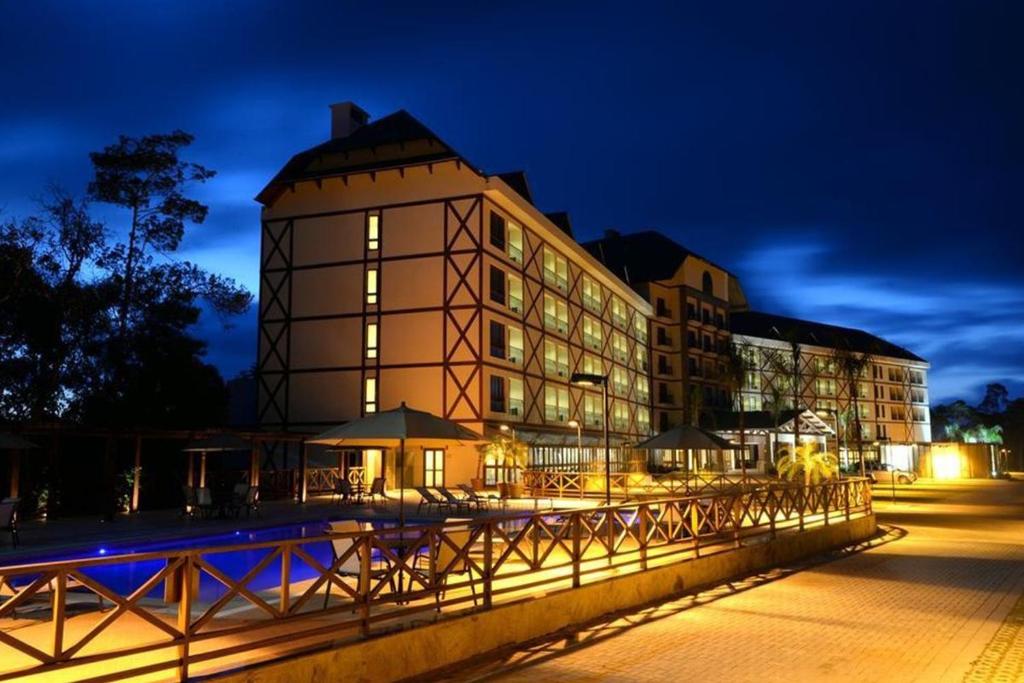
424, 449, 445, 487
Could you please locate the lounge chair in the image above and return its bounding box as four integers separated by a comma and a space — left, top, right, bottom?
458, 484, 494, 510
365, 477, 386, 505
0, 500, 18, 547
333, 479, 357, 504
437, 487, 472, 513
195, 487, 217, 518
181, 486, 198, 518
416, 487, 448, 514
322, 520, 394, 608
239, 485, 260, 518
415, 518, 478, 611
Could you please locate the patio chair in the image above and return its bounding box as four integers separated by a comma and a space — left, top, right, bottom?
322, 520, 394, 608
195, 487, 217, 518
333, 479, 356, 504
415, 487, 448, 514
0, 500, 18, 548
240, 485, 260, 518
414, 518, 478, 611
437, 487, 473, 513
458, 484, 495, 510
365, 477, 387, 505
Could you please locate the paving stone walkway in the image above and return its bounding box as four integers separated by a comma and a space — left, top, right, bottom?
446, 479, 1024, 683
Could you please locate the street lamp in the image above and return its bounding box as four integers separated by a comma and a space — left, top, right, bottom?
568, 419, 583, 498
570, 372, 610, 505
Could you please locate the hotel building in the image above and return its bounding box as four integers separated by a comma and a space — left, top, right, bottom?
256, 103, 653, 488
730, 311, 932, 471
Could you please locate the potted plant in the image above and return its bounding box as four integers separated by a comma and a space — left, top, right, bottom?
472, 442, 488, 491
480, 434, 529, 498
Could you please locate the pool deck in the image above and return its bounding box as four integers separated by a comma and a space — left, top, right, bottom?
0, 492, 594, 566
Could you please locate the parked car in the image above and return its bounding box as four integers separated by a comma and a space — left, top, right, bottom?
864, 462, 917, 485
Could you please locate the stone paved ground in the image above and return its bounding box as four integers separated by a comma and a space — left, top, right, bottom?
445, 479, 1024, 683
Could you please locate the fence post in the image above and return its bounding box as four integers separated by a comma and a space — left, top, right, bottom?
51, 570, 66, 661
799, 486, 806, 532
639, 504, 648, 571
823, 484, 830, 526
607, 504, 616, 564
769, 486, 777, 539
177, 556, 193, 681
359, 536, 371, 638
845, 480, 851, 520
483, 522, 493, 608
280, 546, 291, 615
690, 501, 700, 558
732, 495, 741, 548
572, 513, 582, 588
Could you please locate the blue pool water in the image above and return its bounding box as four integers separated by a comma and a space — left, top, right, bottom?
8, 519, 394, 603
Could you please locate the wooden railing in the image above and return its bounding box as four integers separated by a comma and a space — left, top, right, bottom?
522, 470, 759, 498
304, 467, 366, 494
0, 478, 871, 682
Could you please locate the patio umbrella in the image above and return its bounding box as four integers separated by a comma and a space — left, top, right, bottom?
634, 425, 735, 480
308, 402, 484, 526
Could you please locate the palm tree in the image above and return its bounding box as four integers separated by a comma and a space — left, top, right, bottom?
720, 343, 751, 478
777, 442, 839, 486
833, 345, 872, 477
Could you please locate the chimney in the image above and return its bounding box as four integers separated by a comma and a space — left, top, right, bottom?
329, 102, 369, 139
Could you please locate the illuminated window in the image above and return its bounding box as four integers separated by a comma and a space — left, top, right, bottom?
612, 366, 629, 396
612, 332, 628, 363
583, 354, 603, 376
582, 276, 601, 313
612, 402, 629, 431
509, 274, 523, 313
509, 377, 524, 418
544, 293, 568, 334
611, 297, 627, 328
366, 268, 378, 305
424, 449, 444, 487
637, 376, 649, 402
544, 340, 569, 377
543, 247, 568, 292
634, 315, 648, 343
366, 212, 380, 251
545, 386, 569, 423
364, 377, 377, 414
583, 316, 602, 350
508, 222, 523, 263
508, 326, 524, 365
637, 408, 650, 434
366, 322, 378, 359
635, 345, 648, 372
584, 393, 603, 428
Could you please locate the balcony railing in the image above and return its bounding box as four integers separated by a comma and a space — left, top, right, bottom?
508, 242, 523, 264
583, 333, 601, 351
544, 314, 568, 335
545, 359, 570, 378
582, 294, 601, 313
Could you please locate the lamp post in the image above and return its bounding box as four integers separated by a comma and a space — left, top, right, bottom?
568, 419, 583, 498
571, 373, 610, 505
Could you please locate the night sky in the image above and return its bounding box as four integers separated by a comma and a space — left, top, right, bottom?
3, 1, 1022, 404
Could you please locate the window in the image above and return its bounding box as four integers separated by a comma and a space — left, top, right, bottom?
637, 408, 650, 434
366, 212, 380, 251
583, 316, 602, 350
612, 402, 629, 431
687, 303, 698, 321
745, 370, 759, 390
637, 376, 649, 402
815, 378, 836, 396
508, 222, 523, 263
702, 271, 713, 295
365, 268, 378, 304
584, 393, 603, 428
857, 382, 870, 399
424, 449, 444, 487
490, 376, 506, 412
611, 297, 627, 328
910, 370, 924, 385
635, 345, 648, 372
489, 321, 506, 359
583, 354, 603, 376
509, 274, 523, 313
816, 357, 836, 375
545, 386, 569, 422
490, 212, 505, 249
634, 316, 648, 343
612, 332, 628, 363
544, 340, 569, 377
544, 293, 568, 334
364, 377, 377, 414
543, 247, 568, 292
509, 377, 524, 417
612, 366, 628, 396
741, 394, 761, 412
489, 265, 506, 305
366, 322, 378, 359
582, 276, 601, 313
508, 326, 524, 364
656, 297, 670, 318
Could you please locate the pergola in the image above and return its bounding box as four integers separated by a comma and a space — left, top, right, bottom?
4, 425, 308, 511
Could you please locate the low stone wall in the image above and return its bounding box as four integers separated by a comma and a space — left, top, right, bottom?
215, 514, 876, 683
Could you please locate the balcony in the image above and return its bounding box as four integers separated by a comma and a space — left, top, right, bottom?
508, 243, 523, 264
545, 359, 570, 378
544, 314, 568, 335
656, 331, 672, 347
657, 361, 673, 376
582, 294, 601, 314
544, 269, 568, 293
509, 398, 524, 419
545, 406, 568, 423
656, 304, 672, 318
583, 333, 602, 351
508, 294, 523, 314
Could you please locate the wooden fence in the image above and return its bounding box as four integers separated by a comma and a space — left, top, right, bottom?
0, 478, 871, 682
522, 470, 759, 498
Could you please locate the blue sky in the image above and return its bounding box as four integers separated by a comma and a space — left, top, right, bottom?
2, 1, 1022, 404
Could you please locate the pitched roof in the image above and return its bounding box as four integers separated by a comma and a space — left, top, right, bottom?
581, 230, 693, 286
496, 171, 534, 205
730, 311, 926, 362
712, 409, 804, 431
257, 110, 468, 204
543, 211, 574, 239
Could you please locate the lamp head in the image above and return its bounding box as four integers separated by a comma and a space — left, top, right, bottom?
567, 420, 580, 428
570, 372, 606, 387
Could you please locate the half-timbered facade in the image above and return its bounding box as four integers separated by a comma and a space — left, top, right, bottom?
257, 103, 653, 487
731, 311, 931, 469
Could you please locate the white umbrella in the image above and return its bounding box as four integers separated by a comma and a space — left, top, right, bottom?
308, 402, 484, 526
